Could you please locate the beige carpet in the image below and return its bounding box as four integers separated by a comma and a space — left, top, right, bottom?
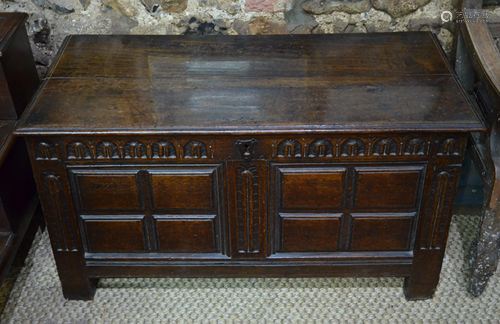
0, 215, 499, 323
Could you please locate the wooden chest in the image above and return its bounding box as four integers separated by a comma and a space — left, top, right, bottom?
15, 33, 485, 300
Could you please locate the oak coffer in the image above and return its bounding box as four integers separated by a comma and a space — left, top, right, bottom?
15, 32, 485, 300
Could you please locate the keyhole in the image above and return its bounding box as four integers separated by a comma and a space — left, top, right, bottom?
244, 144, 250, 157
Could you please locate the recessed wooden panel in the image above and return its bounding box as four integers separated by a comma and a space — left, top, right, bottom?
354, 167, 424, 208
280, 216, 341, 252
156, 217, 215, 253
150, 172, 213, 209
351, 215, 413, 251
281, 168, 345, 209
74, 172, 141, 211
83, 218, 146, 252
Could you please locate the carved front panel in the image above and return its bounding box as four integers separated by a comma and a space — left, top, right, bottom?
156, 217, 216, 253
81, 216, 147, 252
280, 214, 342, 252
150, 171, 213, 210
71, 171, 143, 212
31, 134, 462, 262
68, 164, 226, 257
353, 166, 424, 208
281, 169, 345, 209
270, 162, 426, 256
350, 213, 415, 251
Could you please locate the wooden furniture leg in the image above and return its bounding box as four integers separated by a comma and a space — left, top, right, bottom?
456, 0, 500, 296
468, 154, 500, 296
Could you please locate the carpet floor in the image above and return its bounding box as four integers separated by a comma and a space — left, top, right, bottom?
0, 215, 498, 323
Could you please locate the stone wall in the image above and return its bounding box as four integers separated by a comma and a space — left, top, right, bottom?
1, 0, 457, 77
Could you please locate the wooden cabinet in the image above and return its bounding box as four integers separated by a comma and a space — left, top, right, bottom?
0, 13, 40, 286
15, 33, 485, 300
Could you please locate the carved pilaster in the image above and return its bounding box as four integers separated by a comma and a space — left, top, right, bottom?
236, 162, 260, 253
41, 170, 78, 251
404, 164, 462, 300
233, 139, 260, 254
420, 167, 458, 250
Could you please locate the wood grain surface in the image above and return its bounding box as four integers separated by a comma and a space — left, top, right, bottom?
16, 33, 484, 135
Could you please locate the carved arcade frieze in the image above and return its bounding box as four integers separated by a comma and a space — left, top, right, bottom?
36, 135, 465, 162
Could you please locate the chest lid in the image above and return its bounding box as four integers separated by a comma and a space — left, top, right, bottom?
15, 32, 485, 136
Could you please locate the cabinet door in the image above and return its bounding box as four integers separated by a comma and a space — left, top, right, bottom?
68, 164, 227, 257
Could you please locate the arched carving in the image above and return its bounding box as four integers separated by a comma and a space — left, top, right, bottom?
184, 140, 208, 158
341, 138, 365, 156
96, 141, 120, 159
438, 138, 460, 156
308, 139, 333, 157
66, 141, 92, 159
277, 139, 302, 158
152, 141, 177, 158
372, 138, 398, 156
404, 138, 426, 155
35, 141, 58, 160
123, 141, 147, 158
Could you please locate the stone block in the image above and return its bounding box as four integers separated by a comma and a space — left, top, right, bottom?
32, 0, 81, 13
102, 0, 138, 18
162, 0, 187, 13
141, 0, 161, 12
200, 0, 240, 14
247, 17, 287, 34
183, 17, 228, 35
365, 22, 392, 32
408, 17, 440, 31
109, 12, 138, 32
302, 0, 371, 15
232, 20, 249, 35
285, 0, 318, 34
370, 0, 431, 18
245, 0, 293, 12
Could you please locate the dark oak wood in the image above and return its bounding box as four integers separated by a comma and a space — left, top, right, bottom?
17, 33, 482, 135
455, 0, 500, 296
0, 13, 39, 120
15, 32, 484, 301
0, 13, 41, 287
